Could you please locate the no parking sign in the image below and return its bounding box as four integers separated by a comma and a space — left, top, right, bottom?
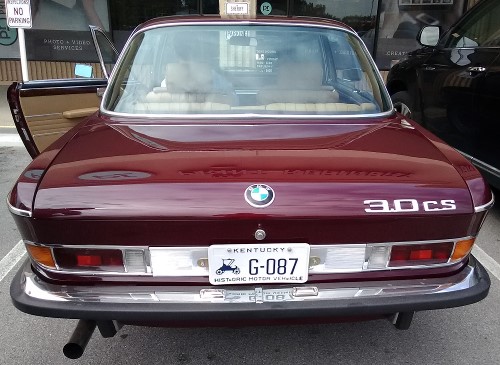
4, 0, 31, 80
5, 0, 32, 29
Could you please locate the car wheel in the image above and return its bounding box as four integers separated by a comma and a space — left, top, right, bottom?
216, 269, 223, 275
392, 91, 415, 119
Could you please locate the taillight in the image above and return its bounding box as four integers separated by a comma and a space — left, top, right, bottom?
389, 242, 454, 267
53, 248, 123, 271
53, 248, 125, 272
24, 242, 149, 274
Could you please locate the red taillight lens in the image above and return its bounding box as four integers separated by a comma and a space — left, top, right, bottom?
389, 242, 453, 267
53, 248, 124, 272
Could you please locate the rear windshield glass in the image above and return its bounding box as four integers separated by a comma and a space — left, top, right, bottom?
104, 24, 390, 116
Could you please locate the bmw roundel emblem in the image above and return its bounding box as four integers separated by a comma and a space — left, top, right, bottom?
245, 184, 275, 208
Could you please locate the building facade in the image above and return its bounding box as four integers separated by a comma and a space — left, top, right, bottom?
0, 0, 482, 83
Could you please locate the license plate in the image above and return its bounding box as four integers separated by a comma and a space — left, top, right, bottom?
224, 288, 293, 303
208, 243, 310, 285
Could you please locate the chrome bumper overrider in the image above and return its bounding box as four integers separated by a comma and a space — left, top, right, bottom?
11, 256, 490, 318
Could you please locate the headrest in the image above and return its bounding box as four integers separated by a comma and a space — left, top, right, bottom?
276, 62, 324, 89
165, 62, 213, 93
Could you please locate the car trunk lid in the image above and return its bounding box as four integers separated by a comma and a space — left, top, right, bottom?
31, 115, 474, 243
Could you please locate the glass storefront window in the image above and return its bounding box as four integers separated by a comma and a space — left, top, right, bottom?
109, 0, 199, 31
2, 0, 472, 70
293, 0, 379, 55
203, 0, 288, 15
109, 0, 199, 50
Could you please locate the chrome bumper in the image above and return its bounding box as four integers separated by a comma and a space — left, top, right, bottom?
11, 256, 490, 322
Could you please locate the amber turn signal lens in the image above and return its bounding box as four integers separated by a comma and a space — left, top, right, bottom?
451, 238, 476, 262
25, 243, 56, 269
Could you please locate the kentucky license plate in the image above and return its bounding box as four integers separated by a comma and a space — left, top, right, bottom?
208, 243, 310, 285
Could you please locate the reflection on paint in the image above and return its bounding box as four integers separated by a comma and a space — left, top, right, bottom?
24, 169, 44, 181
79, 171, 152, 181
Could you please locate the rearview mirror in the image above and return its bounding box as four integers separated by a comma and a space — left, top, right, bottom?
418, 26, 440, 47
74, 64, 94, 78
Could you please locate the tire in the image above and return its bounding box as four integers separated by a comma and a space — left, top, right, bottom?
216, 269, 223, 275
233, 267, 241, 274
391, 91, 415, 120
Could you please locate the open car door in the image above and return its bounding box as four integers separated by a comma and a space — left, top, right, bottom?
7, 26, 118, 158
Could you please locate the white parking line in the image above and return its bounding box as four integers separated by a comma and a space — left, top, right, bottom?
0, 133, 22, 146
0, 240, 26, 283
473, 245, 500, 282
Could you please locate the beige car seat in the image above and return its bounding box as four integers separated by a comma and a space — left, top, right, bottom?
257, 62, 340, 104
138, 62, 232, 112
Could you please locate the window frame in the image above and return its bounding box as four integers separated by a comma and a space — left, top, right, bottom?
101, 20, 394, 119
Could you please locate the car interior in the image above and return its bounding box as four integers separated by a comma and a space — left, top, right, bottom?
107, 26, 386, 115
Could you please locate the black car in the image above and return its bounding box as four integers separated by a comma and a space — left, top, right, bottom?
387, 0, 500, 189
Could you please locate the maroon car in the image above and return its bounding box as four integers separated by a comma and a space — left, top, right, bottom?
7, 14, 493, 359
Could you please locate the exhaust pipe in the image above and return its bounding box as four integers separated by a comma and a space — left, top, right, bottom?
391, 311, 415, 330
63, 320, 97, 359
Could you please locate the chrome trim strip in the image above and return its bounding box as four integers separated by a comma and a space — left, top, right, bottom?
100, 110, 396, 120
112, 122, 381, 127
366, 237, 472, 247
459, 150, 500, 176
18, 257, 480, 304
474, 193, 495, 213
6, 196, 32, 217
25, 112, 61, 118
89, 25, 119, 79
455, 150, 496, 212
31, 131, 65, 137
99, 20, 393, 119
25, 237, 473, 276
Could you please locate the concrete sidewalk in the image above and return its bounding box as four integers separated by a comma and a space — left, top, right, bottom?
1, 85, 15, 129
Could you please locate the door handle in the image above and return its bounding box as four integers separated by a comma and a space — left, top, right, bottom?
467, 66, 486, 74
63, 107, 99, 119
424, 66, 436, 71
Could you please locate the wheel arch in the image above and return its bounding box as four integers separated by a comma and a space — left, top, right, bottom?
386, 79, 408, 96
387, 73, 424, 123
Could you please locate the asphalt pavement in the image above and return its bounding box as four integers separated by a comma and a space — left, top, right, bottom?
0, 94, 499, 364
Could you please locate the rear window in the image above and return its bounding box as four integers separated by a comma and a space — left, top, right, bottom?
104, 24, 390, 116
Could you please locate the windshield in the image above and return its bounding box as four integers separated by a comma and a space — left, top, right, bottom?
104, 24, 390, 116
